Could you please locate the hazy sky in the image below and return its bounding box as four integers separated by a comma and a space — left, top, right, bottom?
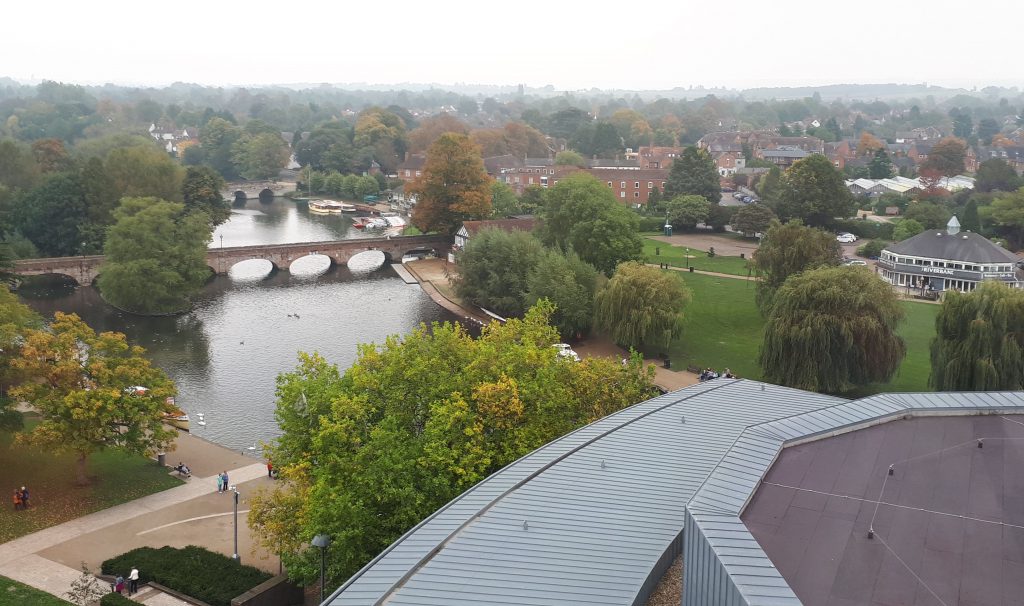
3, 0, 1020, 90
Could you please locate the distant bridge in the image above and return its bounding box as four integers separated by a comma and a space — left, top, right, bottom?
222, 180, 298, 203
12, 235, 451, 285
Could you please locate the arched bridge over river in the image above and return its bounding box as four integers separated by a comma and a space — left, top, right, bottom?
12, 235, 451, 285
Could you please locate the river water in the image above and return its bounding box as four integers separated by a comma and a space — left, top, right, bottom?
18, 198, 455, 451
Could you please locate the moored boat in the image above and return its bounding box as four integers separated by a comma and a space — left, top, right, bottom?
162, 396, 190, 431
308, 199, 346, 214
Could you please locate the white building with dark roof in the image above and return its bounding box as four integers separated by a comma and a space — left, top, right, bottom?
877, 216, 1023, 294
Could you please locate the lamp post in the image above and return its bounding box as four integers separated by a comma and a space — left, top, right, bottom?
312, 534, 331, 605
229, 486, 240, 563
685, 248, 690, 269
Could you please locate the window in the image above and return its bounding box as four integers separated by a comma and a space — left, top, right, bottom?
608, 181, 613, 188
404, 170, 411, 177
634, 191, 640, 198
620, 191, 626, 198
620, 181, 626, 188
634, 181, 640, 188
415, 171, 421, 177
528, 177, 534, 184
648, 181, 653, 189
660, 181, 666, 188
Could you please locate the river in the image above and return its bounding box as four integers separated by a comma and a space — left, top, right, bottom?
17, 197, 455, 451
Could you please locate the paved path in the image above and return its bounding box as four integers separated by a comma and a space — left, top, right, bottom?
0, 462, 266, 599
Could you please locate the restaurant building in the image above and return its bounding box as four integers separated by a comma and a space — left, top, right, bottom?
877, 216, 1023, 294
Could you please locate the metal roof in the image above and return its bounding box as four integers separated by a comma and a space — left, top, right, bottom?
328, 380, 843, 606
884, 228, 1019, 264
684, 391, 1024, 606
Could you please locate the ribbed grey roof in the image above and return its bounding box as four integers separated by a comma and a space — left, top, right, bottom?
328, 380, 842, 606
885, 228, 1019, 264
684, 391, 1024, 606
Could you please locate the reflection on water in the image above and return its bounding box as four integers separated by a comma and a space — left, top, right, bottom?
19, 257, 455, 451
212, 197, 386, 248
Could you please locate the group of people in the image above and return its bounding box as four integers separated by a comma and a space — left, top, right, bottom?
111, 566, 140, 596
173, 462, 192, 478
698, 368, 737, 381
215, 470, 230, 492
11, 486, 29, 510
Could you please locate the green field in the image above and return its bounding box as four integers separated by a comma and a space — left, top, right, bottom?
642, 238, 752, 276
656, 272, 938, 395
0, 575, 71, 605
0, 417, 182, 543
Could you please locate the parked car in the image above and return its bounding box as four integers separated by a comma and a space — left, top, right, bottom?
733, 192, 744, 200
553, 343, 580, 362
836, 233, 858, 243
842, 258, 868, 266
742, 196, 753, 203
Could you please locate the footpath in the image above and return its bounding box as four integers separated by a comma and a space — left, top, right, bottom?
402, 259, 700, 391
0, 432, 273, 603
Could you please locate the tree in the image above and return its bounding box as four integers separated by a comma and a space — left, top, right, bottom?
977, 118, 1000, 144
976, 158, 1022, 193
662, 146, 721, 203
30, 138, 72, 173
554, 150, 586, 167
455, 228, 545, 317
666, 195, 711, 230
903, 201, 951, 230
490, 181, 522, 218
868, 149, 893, 179
757, 166, 782, 201
407, 114, 469, 153
248, 304, 656, 585
759, 266, 905, 393
952, 112, 973, 139
590, 122, 622, 157
772, 155, 853, 227
732, 203, 776, 236
0, 285, 42, 430
988, 187, 1024, 249
538, 173, 643, 275
753, 220, 842, 312
921, 137, 967, 177
13, 173, 89, 257
892, 218, 924, 241
12, 312, 177, 485
525, 250, 600, 339
930, 282, 1024, 390
594, 262, 689, 349
105, 144, 185, 202
97, 198, 212, 315
961, 199, 981, 233
182, 166, 230, 225
856, 132, 885, 156
232, 133, 289, 180
707, 204, 738, 233
409, 133, 492, 235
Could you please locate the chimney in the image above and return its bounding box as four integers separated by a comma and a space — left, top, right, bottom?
947, 216, 961, 235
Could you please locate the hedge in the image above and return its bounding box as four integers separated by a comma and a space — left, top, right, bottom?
102, 546, 271, 606
101, 593, 137, 606
833, 218, 894, 241
637, 216, 666, 232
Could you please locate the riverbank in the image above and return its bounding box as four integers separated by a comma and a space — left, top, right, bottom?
0, 429, 277, 602
401, 259, 699, 391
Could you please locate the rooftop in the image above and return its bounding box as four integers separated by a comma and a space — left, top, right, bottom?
742, 414, 1024, 606
885, 220, 1019, 264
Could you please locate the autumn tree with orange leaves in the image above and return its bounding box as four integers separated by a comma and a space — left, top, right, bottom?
410, 133, 492, 234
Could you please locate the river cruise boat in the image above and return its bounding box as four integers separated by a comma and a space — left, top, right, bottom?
308, 199, 346, 214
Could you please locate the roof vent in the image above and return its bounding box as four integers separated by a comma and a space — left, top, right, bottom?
947, 215, 961, 235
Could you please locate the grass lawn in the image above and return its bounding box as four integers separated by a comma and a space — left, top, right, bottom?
655, 272, 938, 395
0, 416, 182, 544
642, 238, 752, 277
0, 575, 70, 605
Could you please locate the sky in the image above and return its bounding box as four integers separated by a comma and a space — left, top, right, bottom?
2, 0, 1021, 91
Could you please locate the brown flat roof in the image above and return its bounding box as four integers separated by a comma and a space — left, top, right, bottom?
742, 414, 1024, 606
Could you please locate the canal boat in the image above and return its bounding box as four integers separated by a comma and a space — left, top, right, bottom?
308, 199, 346, 214
339, 202, 356, 213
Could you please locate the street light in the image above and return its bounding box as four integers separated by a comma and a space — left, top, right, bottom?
312, 534, 331, 605
229, 486, 240, 563
685, 247, 690, 269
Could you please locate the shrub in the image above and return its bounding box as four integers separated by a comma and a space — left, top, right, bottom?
857, 239, 887, 258
102, 546, 271, 606
833, 218, 894, 240
637, 216, 666, 232
101, 593, 137, 606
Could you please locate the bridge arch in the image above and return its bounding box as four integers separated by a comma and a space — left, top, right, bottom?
287, 253, 334, 277
226, 258, 278, 281
347, 250, 388, 272
234, 190, 247, 204
258, 188, 274, 204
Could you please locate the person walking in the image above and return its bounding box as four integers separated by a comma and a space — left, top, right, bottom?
220, 471, 229, 492
114, 575, 125, 595
12, 489, 21, 511
267, 461, 273, 478
20, 487, 29, 509
216, 472, 224, 493
128, 566, 139, 595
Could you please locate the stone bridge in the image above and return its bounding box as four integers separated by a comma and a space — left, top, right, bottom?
12, 235, 451, 285
222, 180, 298, 203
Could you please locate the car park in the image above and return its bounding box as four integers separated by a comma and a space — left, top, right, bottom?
836, 233, 858, 243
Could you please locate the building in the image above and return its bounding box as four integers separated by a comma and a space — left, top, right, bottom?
878, 216, 1023, 294
324, 380, 1024, 606
395, 155, 425, 182
638, 146, 687, 169
757, 146, 811, 168
589, 167, 669, 206
453, 218, 538, 252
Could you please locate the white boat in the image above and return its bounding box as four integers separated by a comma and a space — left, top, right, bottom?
339, 202, 356, 213
161, 397, 190, 431
308, 199, 346, 214
380, 213, 407, 228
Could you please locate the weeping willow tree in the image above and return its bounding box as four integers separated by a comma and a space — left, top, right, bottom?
930, 281, 1024, 391
759, 266, 906, 393
593, 262, 690, 349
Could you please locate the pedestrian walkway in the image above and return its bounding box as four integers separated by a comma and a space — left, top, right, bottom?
647, 263, 754, 281
0, 462, 266, 599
